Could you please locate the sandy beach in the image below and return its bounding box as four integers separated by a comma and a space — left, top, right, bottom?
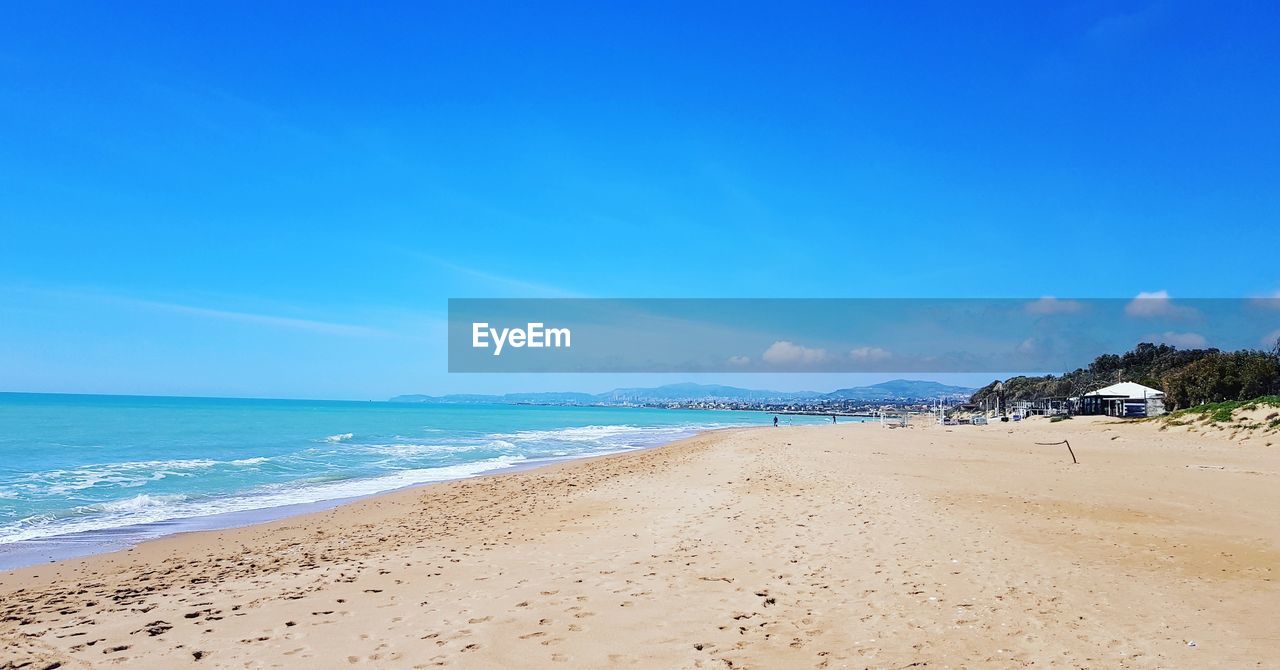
3, 415, 1278, 669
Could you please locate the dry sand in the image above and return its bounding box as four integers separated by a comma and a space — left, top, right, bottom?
2, 416, 1278, 668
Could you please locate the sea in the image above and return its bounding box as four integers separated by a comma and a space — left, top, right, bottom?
0, 393, 847, 569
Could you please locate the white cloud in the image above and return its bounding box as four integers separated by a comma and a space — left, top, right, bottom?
727, 355, 751, 366
848, 346, 891, 362
3, 285, 394, 338
146, 302, 382, 336
1149, 331, 1208, 349
1025, 297, 1084, 315
1250, 291, 1280, 310
1016, 337, 1039, 355
413, 253, 582, 298
1125, 290, 1198, 318
761, 340, 829, 365
1125, 290, 1171, 316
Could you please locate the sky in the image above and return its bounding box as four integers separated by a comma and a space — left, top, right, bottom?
1, 1, 1278, 399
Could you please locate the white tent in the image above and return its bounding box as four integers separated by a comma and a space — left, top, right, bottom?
1083, 381, 1164, 400
1079, 382, 1165, 417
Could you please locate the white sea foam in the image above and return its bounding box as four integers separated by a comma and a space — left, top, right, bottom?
0, 455, 528, 544
0, 415, 766, 547
490, 423, 738, 451
358, 442, 508, 458
4, 459, 222, 496
91, 493, 189, 513
493, 424, 653, 442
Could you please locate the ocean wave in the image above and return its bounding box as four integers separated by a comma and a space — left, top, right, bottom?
0, 455, 288, 499
1, 459, 222, 496
490, 423, 741, 452
89, 493, 189, 513
0, 415, 762, 547
0, 454, 528, 544
356, 441, 512, 458
492, 424, 654, 442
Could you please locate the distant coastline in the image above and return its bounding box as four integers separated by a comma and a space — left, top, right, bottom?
390, 379, 975, 414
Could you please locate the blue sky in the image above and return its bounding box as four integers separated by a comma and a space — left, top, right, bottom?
2, 1, 1278, 399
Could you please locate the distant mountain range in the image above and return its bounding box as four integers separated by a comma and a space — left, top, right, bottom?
390, 379, 974, 405
822, 379, 975, 401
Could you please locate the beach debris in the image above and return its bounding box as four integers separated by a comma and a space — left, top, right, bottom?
132, 620, 172, 636
1034, 440, 1078, 464
1187, 640, 1197, 647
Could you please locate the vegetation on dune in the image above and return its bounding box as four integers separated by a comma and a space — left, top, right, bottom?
970, 342, 1280, 412
1162, 355, 1280, 410
1167, 396, 1280, 424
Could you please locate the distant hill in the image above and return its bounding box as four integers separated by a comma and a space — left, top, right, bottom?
391, 379, 973, 405
824, 379, 974, 401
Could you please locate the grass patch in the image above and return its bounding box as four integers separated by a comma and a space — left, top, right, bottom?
1168, 396, 1280, 424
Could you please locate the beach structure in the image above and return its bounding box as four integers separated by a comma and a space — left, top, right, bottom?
1076, 381, 1166, 417
878, 408, 908, 428
1013, 398, 1071, 417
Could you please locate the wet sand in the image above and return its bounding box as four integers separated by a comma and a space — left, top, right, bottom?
2, 416, 1278, 668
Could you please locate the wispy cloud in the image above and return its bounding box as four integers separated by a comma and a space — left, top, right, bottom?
411, 253, 583, 298
1025, 296, 1084, 315
848, 346, 891, 362
1249, 290, 1280, 310
15, 286, 386, 337
1125, 290, 1199, 319
762, 341, 829, 365
1085, 2, 1165, 46
121, 297, 385, 337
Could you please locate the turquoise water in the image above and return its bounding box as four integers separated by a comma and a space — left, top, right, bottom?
0, 393, 837, 555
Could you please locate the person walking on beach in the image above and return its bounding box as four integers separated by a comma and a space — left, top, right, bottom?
773, 416, 778, 427
831, 415, 836, 424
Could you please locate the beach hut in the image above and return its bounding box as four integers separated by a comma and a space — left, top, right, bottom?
1077, 382, 1165, 418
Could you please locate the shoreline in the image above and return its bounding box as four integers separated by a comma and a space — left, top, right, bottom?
0, 425, 761, 573
3, 417, 1277, 668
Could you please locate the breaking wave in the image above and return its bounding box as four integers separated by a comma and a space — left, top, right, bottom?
0, 401, 794, 553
